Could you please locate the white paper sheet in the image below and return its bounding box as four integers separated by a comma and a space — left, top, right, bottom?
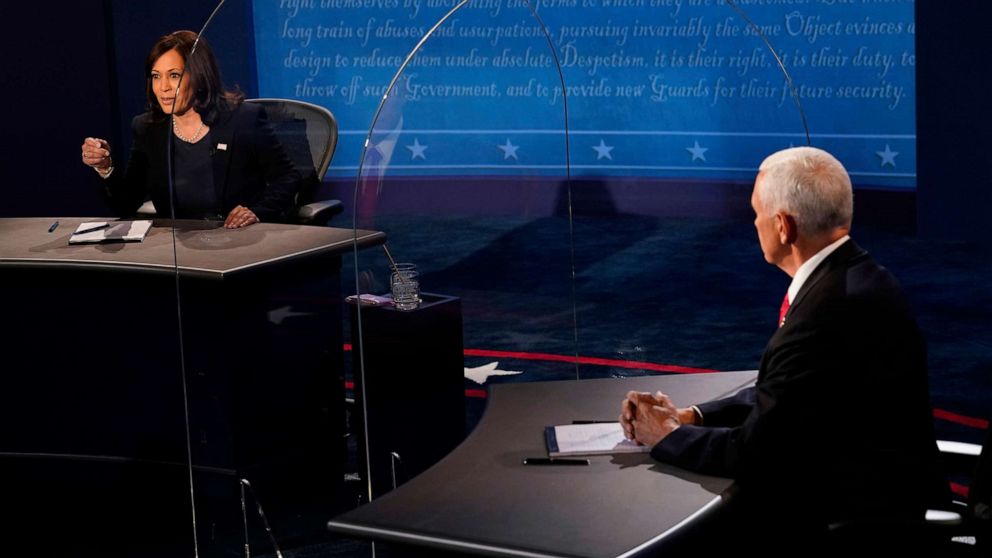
547, 422, 650, 457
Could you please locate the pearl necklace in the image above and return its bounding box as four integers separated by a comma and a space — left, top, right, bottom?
172, 117, 206, 143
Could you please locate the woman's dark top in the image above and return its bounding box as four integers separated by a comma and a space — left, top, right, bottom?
101, 102, 301, 222
172, 131, 220, 220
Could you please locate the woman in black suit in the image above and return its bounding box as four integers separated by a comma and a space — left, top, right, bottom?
81, 30, 300, 228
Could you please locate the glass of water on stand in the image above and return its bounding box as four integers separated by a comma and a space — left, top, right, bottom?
390, 263, 420, 311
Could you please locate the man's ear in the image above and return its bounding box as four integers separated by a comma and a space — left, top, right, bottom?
776, 212, 798, 244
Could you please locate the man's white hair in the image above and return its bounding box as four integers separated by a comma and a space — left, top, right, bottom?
757, 146, 853, 237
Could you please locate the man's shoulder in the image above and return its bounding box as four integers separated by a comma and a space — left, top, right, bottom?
807, 242, 914, 328
785, 240, 907, 327
816, 240, 893, 291
841, 244, 902, 294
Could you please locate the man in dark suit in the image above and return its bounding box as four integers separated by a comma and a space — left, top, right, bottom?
620, 147, 943, 549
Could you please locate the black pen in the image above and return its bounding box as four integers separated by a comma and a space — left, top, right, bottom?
48, 220, 59, 233
522, 457, 590, 466
74, 223, 112, 235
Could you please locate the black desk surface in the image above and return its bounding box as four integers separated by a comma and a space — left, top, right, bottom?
0, 217, 384, 279
329, 371, 758, 558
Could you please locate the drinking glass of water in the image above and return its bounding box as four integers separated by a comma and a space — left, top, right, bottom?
390, 263, 420, 311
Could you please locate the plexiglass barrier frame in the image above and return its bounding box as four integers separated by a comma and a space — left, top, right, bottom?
349, 0, 576, 503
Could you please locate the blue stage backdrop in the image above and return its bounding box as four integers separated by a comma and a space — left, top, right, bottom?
253, 0, 914, 189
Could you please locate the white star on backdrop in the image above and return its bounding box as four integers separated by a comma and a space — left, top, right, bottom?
592, 139, 614, 161
406, 138, 428, 160
464, 362, 523, 384
686, 141, 708, 162
497, 139, 520, 160
876, 144, 899, 167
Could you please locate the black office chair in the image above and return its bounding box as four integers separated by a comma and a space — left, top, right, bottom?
827, 430, 990, 555
245, 98, 343, 226
137, 98, 343, 225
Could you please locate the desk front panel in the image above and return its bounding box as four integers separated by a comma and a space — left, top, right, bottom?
0, 218, 378, 555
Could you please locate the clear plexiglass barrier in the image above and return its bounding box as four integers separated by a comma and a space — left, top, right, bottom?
349, 0, 575, 503
348, 0, 814, 507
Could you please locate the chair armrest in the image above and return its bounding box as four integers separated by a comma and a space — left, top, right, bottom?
926, 508, 965, 526
827, 508, 966, 547
296, 199, 343, 226
939, 441, 983, 458
938, 440, 983, 488
829, 507, 964, 532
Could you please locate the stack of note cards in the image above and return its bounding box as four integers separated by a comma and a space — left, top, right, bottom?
545, 422, 650, 458
69, 220, 153, 244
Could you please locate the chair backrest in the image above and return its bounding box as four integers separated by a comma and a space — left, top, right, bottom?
245, 98, 338, 205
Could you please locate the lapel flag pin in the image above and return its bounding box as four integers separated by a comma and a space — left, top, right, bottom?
217, 143, 228, 151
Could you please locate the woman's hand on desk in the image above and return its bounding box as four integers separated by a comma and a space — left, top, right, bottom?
81, 137, 113, 176
224, 205, 259, 228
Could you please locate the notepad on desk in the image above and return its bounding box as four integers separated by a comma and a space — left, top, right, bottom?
545, 422, 650, 458
68, 220, 153, 244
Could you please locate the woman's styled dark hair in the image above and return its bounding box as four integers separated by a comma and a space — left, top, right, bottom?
144, 30, 243, 124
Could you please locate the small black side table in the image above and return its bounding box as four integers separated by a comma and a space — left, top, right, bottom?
349, 293, 465, 499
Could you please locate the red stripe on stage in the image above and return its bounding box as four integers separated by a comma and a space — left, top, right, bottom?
933, 408, 989, 430
347, 342, 712, 373
344, 344, 989, 427
462, 348, 716, 374
950, 482, 970, 499
344, 343, 712, 374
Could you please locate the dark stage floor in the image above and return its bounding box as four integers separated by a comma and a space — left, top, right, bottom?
352, 213, 991, 442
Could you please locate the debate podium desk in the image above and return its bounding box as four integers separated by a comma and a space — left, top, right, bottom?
328, 370, 757, 557
0, 217, 384, 554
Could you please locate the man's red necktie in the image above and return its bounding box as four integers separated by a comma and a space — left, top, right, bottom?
779, 293, 790, 327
